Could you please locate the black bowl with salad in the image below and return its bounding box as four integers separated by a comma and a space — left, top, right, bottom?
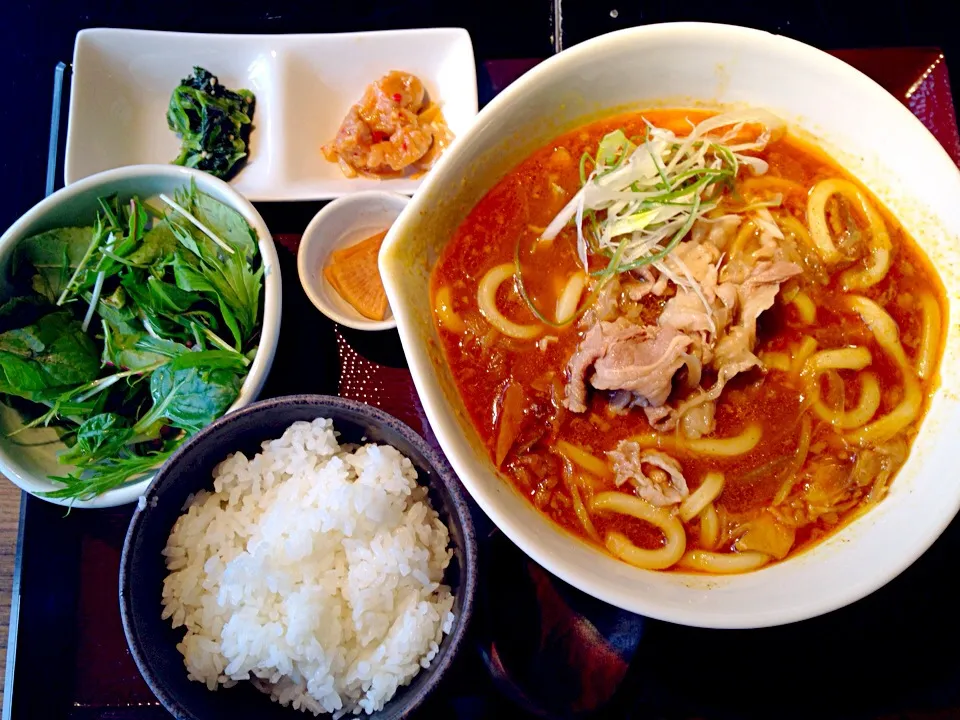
0, 167, 278, 505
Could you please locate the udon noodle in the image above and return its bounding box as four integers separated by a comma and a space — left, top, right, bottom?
430, 108, 947, 574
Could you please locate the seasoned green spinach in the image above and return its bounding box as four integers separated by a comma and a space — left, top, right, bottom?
167, 67, 256, 180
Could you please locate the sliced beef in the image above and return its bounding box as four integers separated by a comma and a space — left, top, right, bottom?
690, 215, 742, 251
713, 326, 763, 382
562, 237, 801, 435
659, 291, 714, 334
563, 324, 608, 413
591, 326, 693, 405
679, 401, 716, 439
646, 259, 801, 434
670, 241, 720, 293
579, 275, 622, 328
563, 319, 692, 413
624, 267, 660, 302
737, 260, 803, 343
643, 405, 675, 430
607, 441, 689, 506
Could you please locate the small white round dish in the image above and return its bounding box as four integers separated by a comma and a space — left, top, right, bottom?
298, 191, 407, 331
0, 164, 282, 509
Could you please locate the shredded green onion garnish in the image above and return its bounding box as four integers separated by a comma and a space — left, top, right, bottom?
541, 108, 784, 274
517, 108, 786, 327
615, 195, 702, 274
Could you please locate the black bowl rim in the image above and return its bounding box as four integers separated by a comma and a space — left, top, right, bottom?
119, 393, 478, 719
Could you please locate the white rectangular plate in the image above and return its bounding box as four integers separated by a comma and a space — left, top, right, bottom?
66, 28, 478, 201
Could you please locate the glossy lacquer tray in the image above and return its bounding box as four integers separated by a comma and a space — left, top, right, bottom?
5, 49, 960, 720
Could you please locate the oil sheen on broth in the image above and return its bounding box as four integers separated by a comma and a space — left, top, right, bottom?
430, 108, 946, 574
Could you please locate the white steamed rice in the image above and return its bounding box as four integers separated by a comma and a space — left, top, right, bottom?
160, 418, 455, 717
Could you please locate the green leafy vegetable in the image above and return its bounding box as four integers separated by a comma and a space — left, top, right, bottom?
59, 413, 133, 465
43, 447, 177, 500
0, 312, 101, 398
126, 223, 178, 266
166, 66, 256, 180
167, 181, 263, 338
101, 321, 185, 371
186, 189, 256, 258
1, 183, 264, 501
14, 227, 95, 302
134, 364, 241, 435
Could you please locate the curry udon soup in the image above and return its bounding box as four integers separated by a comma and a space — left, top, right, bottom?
430, 108, 946, 575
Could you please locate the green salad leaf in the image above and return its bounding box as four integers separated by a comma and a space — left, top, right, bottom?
102, 321, 185, 372
126, 224, 178, 266
15, 227, 95, 302
59, 413, 133, 465
135, 363, 241, 435
0, 312, 100, 398
167, 182, 263, 338
186, 189, 257, 258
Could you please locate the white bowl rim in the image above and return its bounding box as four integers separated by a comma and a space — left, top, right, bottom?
0, 164, 282, 509
381, 21, 960, 627
297, 190, 408, 331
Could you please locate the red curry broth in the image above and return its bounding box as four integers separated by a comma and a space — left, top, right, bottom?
429, 109, 945, 564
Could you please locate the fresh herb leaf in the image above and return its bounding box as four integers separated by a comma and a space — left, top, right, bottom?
42, 446, 176, 501
175, 181, 257, 258
147, 276, 199, 313
120, 273, 198, 315
125, 223, 178, 266
171, 252, 217, 294
171, 246, 262, 340
14, 227, 95, 302
135, 364, 240, 435
55, 218, 115, 306
216, 296, 242, 350
102, 320, 186, 371
94, 287, 138, 332
0, 312, 101, 398
168, 349, 248, 371
97, 195, 123, 231
59, 413, 133, 465
15, 227, 95, 271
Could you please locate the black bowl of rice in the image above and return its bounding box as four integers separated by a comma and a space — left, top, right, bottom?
120, 394, 477, 720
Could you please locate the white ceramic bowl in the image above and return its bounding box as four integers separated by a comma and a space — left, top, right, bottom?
380, 22, 960, 628
0, 165, 282, 508
298, 191, 408, 331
